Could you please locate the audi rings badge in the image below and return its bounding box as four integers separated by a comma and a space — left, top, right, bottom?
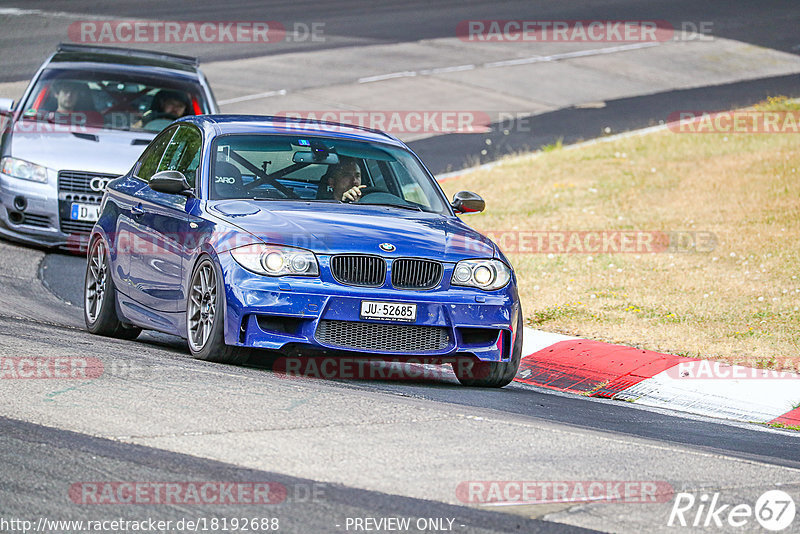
89, 177, 111, 193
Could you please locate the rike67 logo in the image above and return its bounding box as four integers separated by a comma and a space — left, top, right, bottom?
668, 490, 796, 531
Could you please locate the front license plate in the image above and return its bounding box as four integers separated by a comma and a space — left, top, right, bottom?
70, 203, 101, 222
360, 301, 417, 322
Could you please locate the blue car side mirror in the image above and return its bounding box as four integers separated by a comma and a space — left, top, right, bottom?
451, 191, 485, 214
149, 170, 194, 197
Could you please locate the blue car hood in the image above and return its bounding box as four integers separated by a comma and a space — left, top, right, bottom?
209, 200, 496, 261
8, 122, 156, 175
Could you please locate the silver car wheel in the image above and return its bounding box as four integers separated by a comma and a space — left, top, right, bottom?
85, 240, 107, 323
188, 262, 217, 352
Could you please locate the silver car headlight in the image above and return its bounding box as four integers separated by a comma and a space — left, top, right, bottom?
231, 244, 319, 277
0, 157, 49, 183
451, 259, 511, 291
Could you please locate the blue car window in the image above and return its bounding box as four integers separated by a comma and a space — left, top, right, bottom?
365, 159, 388, 191
136, 128, 176, 182
158, 125, 202, 187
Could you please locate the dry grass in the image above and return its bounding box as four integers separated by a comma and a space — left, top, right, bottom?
441, 98, 800, 370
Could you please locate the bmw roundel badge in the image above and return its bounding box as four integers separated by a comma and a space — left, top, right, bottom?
379, 243, 396, 252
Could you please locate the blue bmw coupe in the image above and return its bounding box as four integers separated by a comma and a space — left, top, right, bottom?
84, 115, 522, 387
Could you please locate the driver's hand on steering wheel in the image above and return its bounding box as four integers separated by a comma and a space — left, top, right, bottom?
341, 185, 366, 203
143, 110, 179, 124
133, 110, 170, 129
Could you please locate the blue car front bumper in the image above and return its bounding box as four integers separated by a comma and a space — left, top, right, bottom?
220, 253, 520, 362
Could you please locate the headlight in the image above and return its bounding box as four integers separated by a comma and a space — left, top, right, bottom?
0, 157, 49, 183
231, 244, 319, 277
451, 259, 511, 291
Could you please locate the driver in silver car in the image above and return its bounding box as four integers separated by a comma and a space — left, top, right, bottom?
133, 89, 190, 129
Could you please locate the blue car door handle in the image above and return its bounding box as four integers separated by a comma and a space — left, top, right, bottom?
131, 204, 145, 217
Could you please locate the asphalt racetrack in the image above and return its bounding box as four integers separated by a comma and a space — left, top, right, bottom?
1, 2, 799, 533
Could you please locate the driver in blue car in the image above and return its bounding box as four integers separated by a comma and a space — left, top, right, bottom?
328, 156, 366, 202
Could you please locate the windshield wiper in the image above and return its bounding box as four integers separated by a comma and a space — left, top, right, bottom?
360, 202, 423, 212
250, 196, 312, 202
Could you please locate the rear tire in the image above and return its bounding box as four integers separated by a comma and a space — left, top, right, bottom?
84, 237, 141, 340
186, 256, 247, 364
454, 311, 523, 387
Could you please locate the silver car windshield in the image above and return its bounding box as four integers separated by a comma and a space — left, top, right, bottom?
210, 134, 449, 214
18, 68, 211, 133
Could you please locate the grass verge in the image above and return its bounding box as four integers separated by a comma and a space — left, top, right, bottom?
441, 97, 800, 371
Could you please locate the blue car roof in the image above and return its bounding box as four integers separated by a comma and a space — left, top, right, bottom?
183, 115, 405, 147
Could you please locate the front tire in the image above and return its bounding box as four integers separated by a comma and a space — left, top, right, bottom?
84, 237, 141, 340
454, 311, 523, 388
186, 256, 247, 364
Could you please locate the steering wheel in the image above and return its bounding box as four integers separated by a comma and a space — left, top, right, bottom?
357, 189, 407, 205
137, 111, 180, 132
355, 187, 384, 199
339, 187, 384, 202
143, 111, 179, 124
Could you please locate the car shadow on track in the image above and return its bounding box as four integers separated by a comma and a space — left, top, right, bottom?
245, 349, 465, 388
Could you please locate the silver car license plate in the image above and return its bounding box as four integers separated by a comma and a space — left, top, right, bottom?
70, 203, 101, 222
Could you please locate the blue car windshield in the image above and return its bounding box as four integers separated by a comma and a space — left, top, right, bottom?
210, 134, 449, 214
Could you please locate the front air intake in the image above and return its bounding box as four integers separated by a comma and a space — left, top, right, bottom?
315, 320, 450, 352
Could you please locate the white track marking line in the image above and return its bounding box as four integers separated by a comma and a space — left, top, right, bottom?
358, 42, 659, 84
358, 64, 478, 84
484, 41, 659, 68
418, 64, 476, 75
358, 70, 419, 84
218, 89, 288, 106
0, 7, 115, 20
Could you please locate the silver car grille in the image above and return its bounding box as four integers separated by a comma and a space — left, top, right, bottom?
57, 171, 114, 235
58, 170, 116, 194
15, 213, 51, 228
60, 219, 96, 234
